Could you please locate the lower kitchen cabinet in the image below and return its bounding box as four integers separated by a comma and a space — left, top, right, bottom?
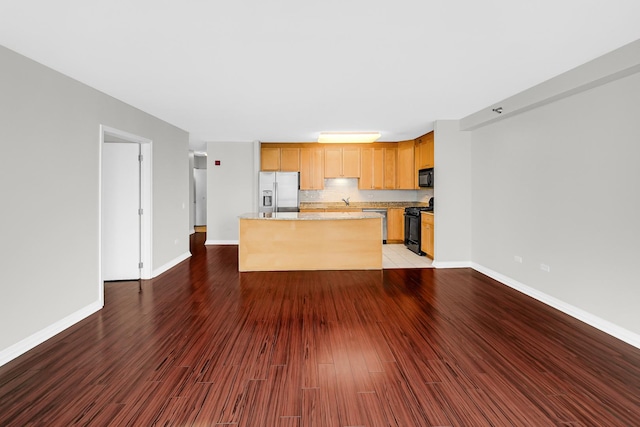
421, 212, 434, 258
387, 208, 404, 243
324, 208, 363, 212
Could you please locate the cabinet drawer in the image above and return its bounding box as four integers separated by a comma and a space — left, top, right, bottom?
421, 212, 434, 225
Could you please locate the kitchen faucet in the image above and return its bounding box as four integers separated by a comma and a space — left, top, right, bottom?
341, 197, 350, 206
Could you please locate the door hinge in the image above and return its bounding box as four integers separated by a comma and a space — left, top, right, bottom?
138, 208, 143, 215
138, 154, 143, 162
138, 262, 143, 269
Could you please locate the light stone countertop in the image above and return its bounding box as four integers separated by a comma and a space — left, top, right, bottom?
239, 212, 384, 220
299, 201, 428, 209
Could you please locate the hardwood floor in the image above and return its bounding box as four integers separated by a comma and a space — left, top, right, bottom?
1, 233, 639, 426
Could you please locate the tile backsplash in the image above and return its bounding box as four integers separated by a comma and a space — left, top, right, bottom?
300, 178, 434, 203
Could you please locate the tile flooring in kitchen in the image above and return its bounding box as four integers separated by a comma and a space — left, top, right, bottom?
382, 244, 433, 269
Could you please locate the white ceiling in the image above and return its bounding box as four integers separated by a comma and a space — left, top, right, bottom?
1, 1, 640, 151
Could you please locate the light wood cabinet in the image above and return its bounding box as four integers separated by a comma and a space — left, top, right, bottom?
387, 208, 405, 243
415, 131, 434, 170
261, 146, 301, 171
359, 147, 383, 189
384, 147, 397, 189
324, 208, 363, 212
261, 147, 281, 171
396, 140, 415, 189
360, 147, 396, 189
300, 147, 324, 190
280, 147, 300, 171
421, 212, 434, 258
325, 147, 361, 178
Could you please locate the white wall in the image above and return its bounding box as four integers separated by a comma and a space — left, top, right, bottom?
0, 45, 190, 366
432, 120, 471, 266
470, 70, 640, 341
206, 141, 258, 244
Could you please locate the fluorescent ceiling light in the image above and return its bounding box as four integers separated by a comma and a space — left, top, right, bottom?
318, 132, 381, 143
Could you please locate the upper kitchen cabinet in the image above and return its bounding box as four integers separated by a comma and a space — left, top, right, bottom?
360, 146, 396, 190
415, 131, 434, 170
300, 147, 324, 190
261, 146, 281, 171
324, 146, 361, 178
384, 147, 397, 189
396, 140, 415, 189
280, 147, 300, 171
359, 147, 384, 189
260, 146, 300, 171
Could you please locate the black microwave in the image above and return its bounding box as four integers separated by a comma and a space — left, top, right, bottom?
418, 168, 434, 187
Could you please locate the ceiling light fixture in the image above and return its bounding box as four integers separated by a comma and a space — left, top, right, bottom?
318, 132, 381, 143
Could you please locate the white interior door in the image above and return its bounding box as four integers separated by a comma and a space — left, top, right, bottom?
102, 142, 141, 281
194, 168, 207, 226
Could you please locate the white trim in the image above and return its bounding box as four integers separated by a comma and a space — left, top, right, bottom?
0, 301, 102, 368
190, 228, 196, 235
152, 252, 191, 278
432, 260, 472, 269
99, 125, 154, 300
471, 263, 640, 350
206, 240, 239, 245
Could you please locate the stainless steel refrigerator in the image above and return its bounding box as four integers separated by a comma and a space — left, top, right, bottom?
259, 171, 300, 213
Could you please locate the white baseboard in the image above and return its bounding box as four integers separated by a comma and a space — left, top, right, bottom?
152, 251, 191, 277
432, 260, 472, 269
471, 262, 640, 350
205, 240, 239, 245
189, 228, 195, 235
0, 301, 103, 368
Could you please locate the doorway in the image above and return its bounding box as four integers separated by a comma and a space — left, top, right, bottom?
193, 153, 207, 231
99, 126, 152, 300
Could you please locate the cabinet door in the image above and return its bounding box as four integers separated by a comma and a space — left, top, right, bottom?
300, 147, 324, 190
342, 147, 361, 178
280, 147, 300, 171
324, 147, 342, 178
261, 147, 280, 171
359, 148, 374, 189
421, 213, 434, 258
383, 148, 396, 189
397, 140, 414, 189
387, 208, 405, 243
372, 148, 384, 188
311, 148, 324, 189
416, 132, 434, 169
424, 132, 434, 168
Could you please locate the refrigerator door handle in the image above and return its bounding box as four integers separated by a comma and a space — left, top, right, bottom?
273, 182, 278, 213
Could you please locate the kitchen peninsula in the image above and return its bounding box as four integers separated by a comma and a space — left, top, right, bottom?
238, 212, 383, 272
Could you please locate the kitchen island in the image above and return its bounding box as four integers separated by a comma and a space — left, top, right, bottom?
238, 212, 383, 272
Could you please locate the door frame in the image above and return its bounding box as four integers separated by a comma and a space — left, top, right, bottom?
98, 125, 153, 302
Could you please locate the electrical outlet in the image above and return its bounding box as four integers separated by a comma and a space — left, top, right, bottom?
514, 255, 523, 263
540, 263, 551, 272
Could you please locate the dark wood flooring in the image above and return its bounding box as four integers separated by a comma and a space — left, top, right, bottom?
1, 233, 640, 426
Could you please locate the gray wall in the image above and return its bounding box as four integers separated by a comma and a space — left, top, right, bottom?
206, 141, 258, 243
0, 45, 190, 363
433, 120, 472, 265
470, 70, 640, 337
189, 151, 195, 233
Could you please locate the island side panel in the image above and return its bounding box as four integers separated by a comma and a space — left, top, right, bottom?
239, 218, 382, 271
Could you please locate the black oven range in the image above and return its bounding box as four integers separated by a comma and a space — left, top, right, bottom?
404, 206, 433, 255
